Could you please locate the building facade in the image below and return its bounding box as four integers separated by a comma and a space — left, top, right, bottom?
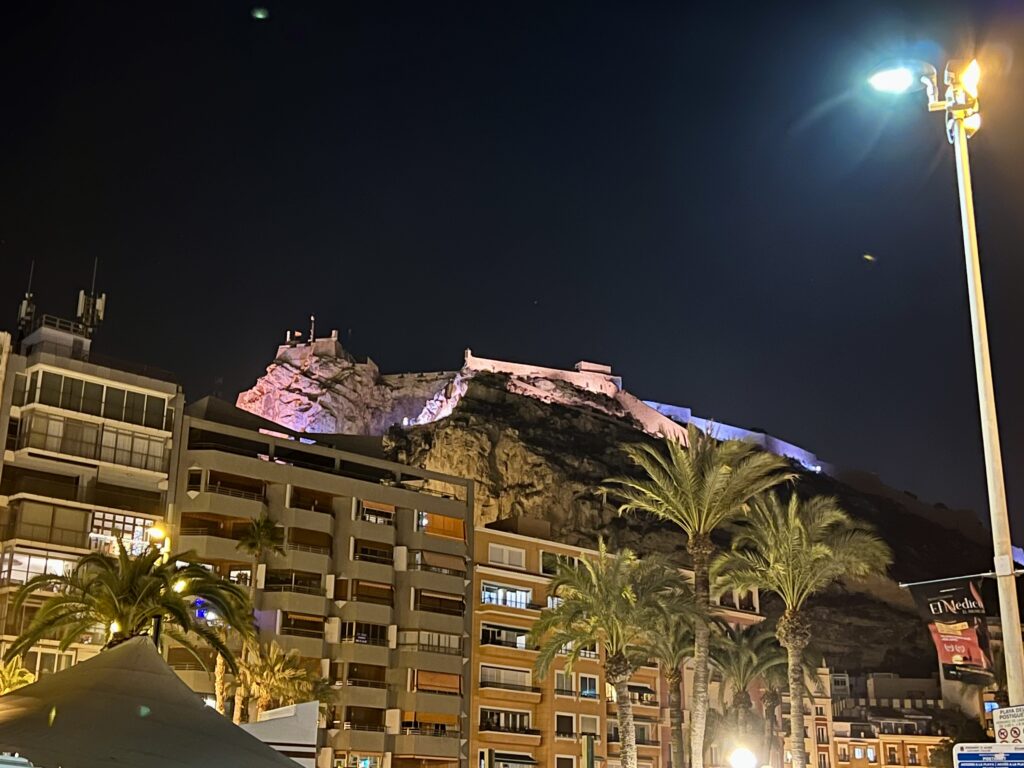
0, 312, 183, 679
168, 398, 475, 768
471, 518, 763, 768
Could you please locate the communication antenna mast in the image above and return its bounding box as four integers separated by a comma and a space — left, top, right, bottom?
16, 260, 37, 340
309, 314, 316, 343
76, 257, 106, 336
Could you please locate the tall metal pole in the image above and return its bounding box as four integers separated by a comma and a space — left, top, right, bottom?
951, 116, 1024, 706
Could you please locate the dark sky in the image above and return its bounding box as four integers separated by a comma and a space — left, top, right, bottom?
3, 1, 1023, 529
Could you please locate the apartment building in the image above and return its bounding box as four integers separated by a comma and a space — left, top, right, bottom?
168, 397, 474, 768
0, 308, 182, 678
832, 712, 944, 768
471, 518, 763, 768
781, 669, 837, 768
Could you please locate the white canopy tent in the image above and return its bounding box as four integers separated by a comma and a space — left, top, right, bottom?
0, 637, 299, 768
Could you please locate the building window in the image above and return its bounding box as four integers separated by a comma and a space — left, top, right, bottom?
479, 708, 531, 734
23, 648, 74, 677
480, 665, 532, 692
481, 583, 531, 610
908, 749, 919, 766
816, 706, 825, 716
819, 756, 829, 768
580, 715, 599, 737
481, 624, 528, 650
556, 759, 575, 768
399, 629, 461, 655
341, 757, 380, 768
541, 551, 578, 575
415, 511, 464, 539
547, 595, 563, 609
488, 543, 526, 569
580, 674, 599, 699
817, 727, 827, 745
555, 713, 575, 738
839, 748, 849, 763
887, 748, 898, 765
867, 749, 877, 764
555, 671, 574, 696
854, 749, 864, 761
342, 622, 388, 646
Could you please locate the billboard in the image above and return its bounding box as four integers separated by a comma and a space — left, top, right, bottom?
909, 578, 994, 686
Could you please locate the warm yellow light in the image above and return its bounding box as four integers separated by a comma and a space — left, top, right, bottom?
147, 525, 167, 541
962, 59, 981, 98
172, 579, 188, 593
109, 620, 121, 635
729, 748, 758, 768
963, 112, 982, 134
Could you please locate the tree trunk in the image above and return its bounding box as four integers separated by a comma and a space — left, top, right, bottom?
613, 676, 639, 768
733, 689, 752, 737
778, 609, 811, 768
233, 682, 247, 724
256, 694, 272, 721
688, 537, 714, 768
762, 696, 779, 768
668, 668, 686, 768
214, 652, 227, 714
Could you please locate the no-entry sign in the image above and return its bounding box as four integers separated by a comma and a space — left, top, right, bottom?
995, 708, 1024, 744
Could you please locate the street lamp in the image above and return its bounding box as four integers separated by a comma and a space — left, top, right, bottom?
870, 58, 1024, 706
729, 747, 758, 768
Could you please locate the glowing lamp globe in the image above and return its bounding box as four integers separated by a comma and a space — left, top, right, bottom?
729, 748, 758, 768
869, 67, 914, 93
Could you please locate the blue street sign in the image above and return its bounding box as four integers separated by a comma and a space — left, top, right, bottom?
956, 744, 1024, 768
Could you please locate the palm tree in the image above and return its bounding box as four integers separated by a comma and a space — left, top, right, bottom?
648, 586, 699, 768
231, 512, 285, 722
717, 493, 891, 768
604, 425, 794, 768
0, 656, 35, 694
4, 541, 252, 669
709, 624, 786, 737
528, 542, 681, 768
238, 640, 315, 720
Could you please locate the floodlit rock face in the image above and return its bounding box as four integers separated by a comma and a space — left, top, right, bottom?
239, 339, 992, 673
236, 338, 456, 435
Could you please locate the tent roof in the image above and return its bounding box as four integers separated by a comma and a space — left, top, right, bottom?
0, 637, 298, 768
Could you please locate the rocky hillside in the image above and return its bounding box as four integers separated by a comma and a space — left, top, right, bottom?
239, 340, 992, 674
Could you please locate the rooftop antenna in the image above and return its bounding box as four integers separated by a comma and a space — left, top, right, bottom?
309, 314, 316, 343
76, 257, 106, 336
16, 260, 37, 340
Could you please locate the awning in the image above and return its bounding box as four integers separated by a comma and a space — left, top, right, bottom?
362, 500, 395, 513
628, 684, 656, 694
494, 754, 538, 765
0, 637, 298, 768
420, 550, 465, 570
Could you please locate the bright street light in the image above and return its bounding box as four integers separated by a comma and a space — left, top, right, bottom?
868, 67, 914, 93
869, 55, 1024, 707
729, 747, 758, 768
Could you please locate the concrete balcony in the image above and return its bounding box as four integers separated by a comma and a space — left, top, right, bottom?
346, 558, 394, 584
395, 646, 464, 676
172, 665, 214, 694
338, 600, 394, 626
331, 640, 391, 666
402, 566, 465, 594
277, 507, 334, 535
475, 724, 543, 748
350, 518, 396, 545
179, 532, 244, 562
329, 725, 387, 752
340, 680, 388, 709
178, 490, 266, 520
392, 730, 461, 759
277, 631, 325, 657
281, 545, 332, 573
260, 588, 329, 616
398, 608, 464, 635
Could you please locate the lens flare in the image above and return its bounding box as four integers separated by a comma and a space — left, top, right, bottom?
869, 67, 914, 93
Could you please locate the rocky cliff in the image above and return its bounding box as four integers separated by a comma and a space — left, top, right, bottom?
238, 340, 992, 674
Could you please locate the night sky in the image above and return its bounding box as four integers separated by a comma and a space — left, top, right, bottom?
2, 2, 1023, 528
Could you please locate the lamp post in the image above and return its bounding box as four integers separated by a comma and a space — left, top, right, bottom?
146, 523, 172, 649
870, 58, 1024, 706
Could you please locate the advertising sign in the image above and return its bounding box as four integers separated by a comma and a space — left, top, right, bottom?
909, 578, 994, 685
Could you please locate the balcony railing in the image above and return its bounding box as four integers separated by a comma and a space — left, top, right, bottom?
205, 483, 265, 503
480, 637, 534, 650
3, 522, 89, 549
341, 635, 389, 647
409, 562, 466, 578
343, 722, 386, 733
263, 583, 325, 596
415, 601, 464, 616
280, 625, 324, 639
400, 727, 460, 738
286, 542, 331, 556
345, 678, 387, 689
479, 680, 539, 693
404, 642, 463, 656
478, 723, 541, 735
354, 548, 393, 565
352, 593, 394, 607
